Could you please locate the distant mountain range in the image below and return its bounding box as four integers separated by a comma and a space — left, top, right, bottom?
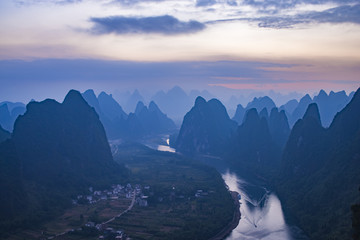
232, 90, 353, 128
175, 87, 360, 240
177, 95, 290, 163
284, 90, 352, 127
0, 90, 127, 233
177, 90, 353, 159
82, 89, 176, 140
278, 88, 360, 240
151, 86, 214, 124
134, 100, 177, 135
0, 101, 26, 132
0, 86, 358, 239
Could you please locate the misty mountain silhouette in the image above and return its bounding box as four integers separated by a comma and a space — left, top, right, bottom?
189, 89, 214, 101
288, 94, 312, 127
279, 99, 298, 117
279, 88, 360, 239
0, 124, 10, 143
0, 86, 358, 239
259, 107, 269, 120
13, 89, 125, 186
227, 108, 281, 172
176, 96, 237, 156
178, 96, 291, 171
232, 96, 275, 124
0, 90, 126, 230
268, 107, 290, 149
133, 100, 176, 135
135, 101, 146, 115
232, 104, 245, 124
284, 90, 352, 127
82, 90, 175, 140
82, 89, 103, 114
282, 103, 325, 176
83, 89, 127, 139
0, 102, 26, 132
125, 89, 145, 113
314, 90, 350, 127
229, 106, 289, 172
246, 96, 276, 113
152, 86, 195, 123
0, 104, 11, 132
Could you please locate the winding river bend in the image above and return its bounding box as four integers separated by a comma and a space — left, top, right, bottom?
152, 136, 310, 240
222, 171, 309, 240
223, 171, 290, 239
192, 153, 309, 240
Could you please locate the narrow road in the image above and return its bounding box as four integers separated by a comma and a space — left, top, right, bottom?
52, 190, 136, 239
102, 190, 136, 225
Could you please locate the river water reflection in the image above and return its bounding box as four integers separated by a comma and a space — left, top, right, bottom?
223, 171, 292, 240
201, 158, 309, 240
151, 137, 308, 240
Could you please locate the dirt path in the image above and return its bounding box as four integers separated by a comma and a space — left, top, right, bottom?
102, 190, 136, 225
52, 190, 136, 239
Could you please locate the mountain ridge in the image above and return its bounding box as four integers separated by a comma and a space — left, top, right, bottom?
278, 88, 360, 240
0, 90, 127, 233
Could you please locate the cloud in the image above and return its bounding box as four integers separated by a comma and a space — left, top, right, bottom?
89, 15, 206, 35
15, 0, 82, 5
207, 3, 360, 28
196, 0, 217, 7
195, 0, 237, 7
257, 4, 360, 28
226, 0, 237, 7
256, 17, 303, 28
306, 4, 360, 24
242, 0, 357, 11
111, 0, 167, 6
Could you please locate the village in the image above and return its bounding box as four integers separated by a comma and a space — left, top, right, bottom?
38, 183, 148, 240
69, 183, 150, 240
73, 183, 149, 207
41, 183, 212, 240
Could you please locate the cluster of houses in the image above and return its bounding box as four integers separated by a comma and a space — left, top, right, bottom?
44, 185, 215, 240
195, 189, 210, 198
65, 183, 151, 239
73, 184, 210, 207
98, 227, 126, 240
50, 223, 128, 240
58, 183, 150, 240
83, 223, 127, 240
72, 184, 150, 207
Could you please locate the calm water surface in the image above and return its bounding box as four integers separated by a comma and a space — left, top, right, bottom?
223, 171, 293, 240
157, 138, 176, 152
149, 137, 309, 240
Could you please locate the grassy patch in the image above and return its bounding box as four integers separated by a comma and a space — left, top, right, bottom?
5, 198, 131, 239
111, 143, 235, 240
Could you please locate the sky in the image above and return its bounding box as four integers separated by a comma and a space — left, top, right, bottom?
0, 0, 359, 102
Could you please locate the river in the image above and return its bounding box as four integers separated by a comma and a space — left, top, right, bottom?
153, 136, 309, 240
222, 170, 308, 240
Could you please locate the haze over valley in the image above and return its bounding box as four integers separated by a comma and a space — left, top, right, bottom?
0, 86, 359, 240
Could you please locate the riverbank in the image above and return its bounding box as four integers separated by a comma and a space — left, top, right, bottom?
111, 143, 236, 240
209, 191, 241, 240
